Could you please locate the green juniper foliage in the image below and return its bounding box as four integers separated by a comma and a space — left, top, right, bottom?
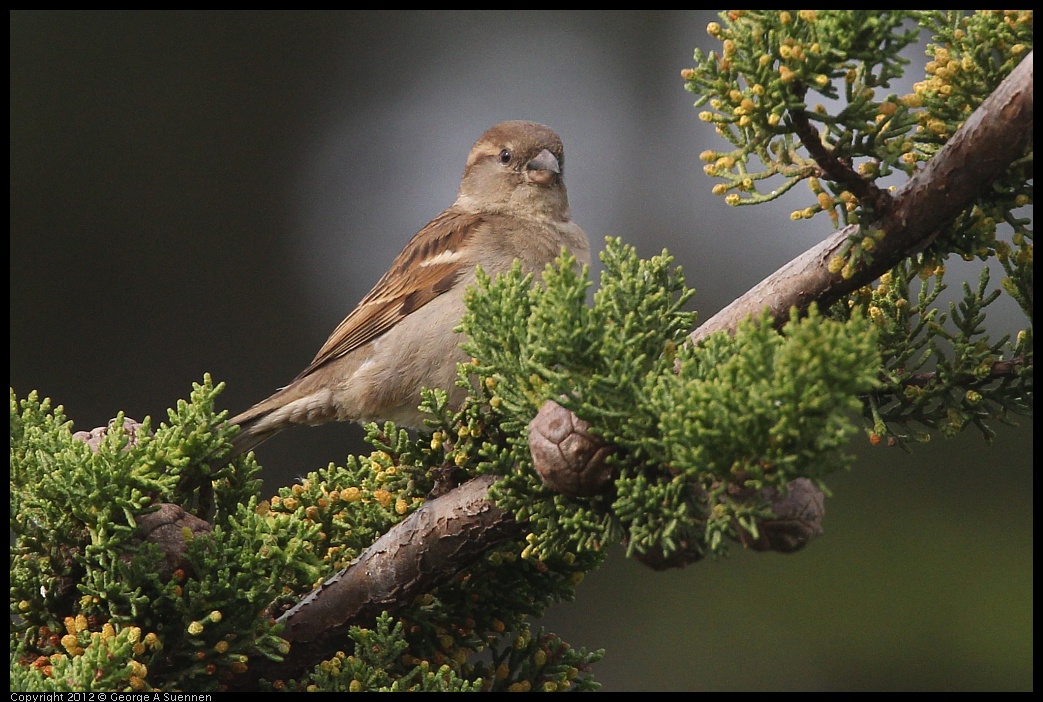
683, 10, 1032, 445
9, 241, 878, 691
460, 240, 879, 559
11, 9, 1032, 693
11, 380, 601, 691
11, 381, 294, 691
848, 263, 1032, 445
684, 10, 923, 221
306, 614, 596, 692
303, 613, 482, 692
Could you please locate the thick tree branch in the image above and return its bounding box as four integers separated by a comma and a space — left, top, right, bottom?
231, 475, 522, 688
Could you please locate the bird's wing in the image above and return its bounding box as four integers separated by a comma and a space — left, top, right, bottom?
293, 208, 484, 381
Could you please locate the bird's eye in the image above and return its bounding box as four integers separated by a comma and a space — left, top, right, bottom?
499, 148, 512, 164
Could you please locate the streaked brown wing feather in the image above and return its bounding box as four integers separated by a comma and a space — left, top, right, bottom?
293, 208, 483, 381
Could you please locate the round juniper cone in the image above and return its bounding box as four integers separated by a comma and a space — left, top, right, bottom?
131, 503, 213, 577
529, 400, 616, 496
736, 478, 825, 553
631, 539, 706, 570
72, 417, 148, 453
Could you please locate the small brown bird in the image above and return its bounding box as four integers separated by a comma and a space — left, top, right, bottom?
230, 121, 589, 455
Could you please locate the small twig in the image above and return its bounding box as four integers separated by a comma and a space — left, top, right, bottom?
788, 94, 892, 213
900, 356, 1030, 388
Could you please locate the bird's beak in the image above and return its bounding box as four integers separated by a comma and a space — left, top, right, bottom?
525, 149, 560, 185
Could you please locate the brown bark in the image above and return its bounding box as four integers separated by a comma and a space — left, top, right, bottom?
233, 475, 522, 688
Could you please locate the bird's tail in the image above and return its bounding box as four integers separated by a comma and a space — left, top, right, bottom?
229, 418, 279, 457
226, 392, 287, 458
226, 382, 336, 458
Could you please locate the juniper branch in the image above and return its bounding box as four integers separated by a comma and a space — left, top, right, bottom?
532, 50, 1032, 527
231, 50, 1031, 683
693, 51, 1032, 342
788, 87, 892, 213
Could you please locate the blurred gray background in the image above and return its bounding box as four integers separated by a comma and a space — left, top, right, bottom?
10, 11, 1031, 691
